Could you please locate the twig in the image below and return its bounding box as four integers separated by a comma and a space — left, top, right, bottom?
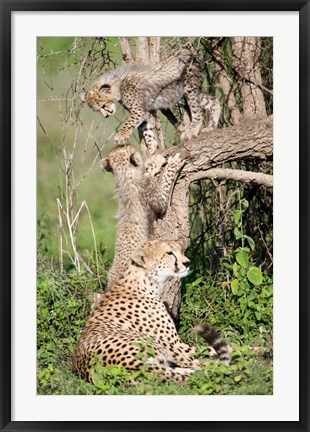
56, 198, 64, 274
84, 201, 102, 287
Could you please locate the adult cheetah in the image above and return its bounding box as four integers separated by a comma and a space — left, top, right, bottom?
73, 240, 230, 382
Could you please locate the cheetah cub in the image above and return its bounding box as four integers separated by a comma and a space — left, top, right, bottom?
100, 144, 185, 291
73, 240, 231, 383
81, 53, 220, 154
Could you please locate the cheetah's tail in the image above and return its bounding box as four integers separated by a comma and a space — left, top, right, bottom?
194, 323, 231, 366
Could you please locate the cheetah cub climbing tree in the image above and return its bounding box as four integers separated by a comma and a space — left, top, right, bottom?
100, 145, 186, 291
81, 49, 220, 157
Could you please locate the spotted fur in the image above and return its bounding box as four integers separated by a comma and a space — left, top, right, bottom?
100, 145, 185, 291
81, 52, 221, 154
73, 240, 230, 382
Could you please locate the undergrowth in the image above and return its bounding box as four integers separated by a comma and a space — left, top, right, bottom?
37, 215, 273, 396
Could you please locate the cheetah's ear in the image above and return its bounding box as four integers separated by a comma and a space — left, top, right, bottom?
130, 151, 143, 168
99, 84, 111, 95
80, 92, 87, 102
131, 251, 146, 268
100, 158, 113, 173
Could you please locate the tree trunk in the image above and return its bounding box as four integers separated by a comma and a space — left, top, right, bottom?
155, 115, 273, 318
231, 37, 267, 119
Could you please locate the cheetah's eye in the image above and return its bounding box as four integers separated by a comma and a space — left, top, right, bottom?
99, 84, 111, 94
166, 251, 174, 256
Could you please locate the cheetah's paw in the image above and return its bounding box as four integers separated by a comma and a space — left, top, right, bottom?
167, 152, 185, 170
145, 154, 167, 176
114, 130, 130, 145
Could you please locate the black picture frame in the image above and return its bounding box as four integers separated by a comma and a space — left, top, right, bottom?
1, 1, 309, 431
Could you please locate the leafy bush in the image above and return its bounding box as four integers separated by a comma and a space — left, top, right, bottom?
37, 240, 272, 395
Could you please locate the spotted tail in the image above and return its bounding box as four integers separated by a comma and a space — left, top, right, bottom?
194, 323, 231, 366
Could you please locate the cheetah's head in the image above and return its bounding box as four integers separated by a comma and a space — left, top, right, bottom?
132, 240, 191, 283
100, 145, 143, 174
81, 83, 117, 118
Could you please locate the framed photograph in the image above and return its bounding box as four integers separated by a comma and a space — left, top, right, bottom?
1, 1, 309, 431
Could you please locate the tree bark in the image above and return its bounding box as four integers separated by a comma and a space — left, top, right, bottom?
163, 115, 273, 170
119, 37, 133, 63
136, 37, 149, 60
149, 37, 161, 62
231, 37, 267, 119
213, 47, 242, 125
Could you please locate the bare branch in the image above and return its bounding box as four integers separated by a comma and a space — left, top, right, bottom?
56, 199, 64, 274
164, 115, 273, 172
189, 168, 273, 187
83, 201, 103, 288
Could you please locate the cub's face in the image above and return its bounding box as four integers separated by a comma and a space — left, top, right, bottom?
132, 240, 191, 280
100, 145, 143, 173
81, 84, 116, 118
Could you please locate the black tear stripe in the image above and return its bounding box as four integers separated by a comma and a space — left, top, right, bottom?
166, 251, 178, 271
171, 252, 178, 272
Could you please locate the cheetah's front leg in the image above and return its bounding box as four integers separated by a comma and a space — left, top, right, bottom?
141, 114, 159, 156
180, 89, 204, 140
200, 95, 221, 132
179, 62, 205, 140
151, 152, 186, 215
114, 109, 148, 145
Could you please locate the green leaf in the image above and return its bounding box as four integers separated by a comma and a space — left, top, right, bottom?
191, 277, 203, 287
230, 352, 241, 360
234, 375, 243, 382
240, 280, 248, 291
232, 262, 239, 277
247, 267, 263, 285
231, 343, 241, 351
241, 199, 249, 209
244, 235, 255, 251
234, 210, 241, 225
255, 312, 262, 321
234, 227, 242, 239
231, 279, 239, 294
237, 288, 245, 297
261, 287, 272, 298
146, 347, 155, 357
236, 251, 249, 268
